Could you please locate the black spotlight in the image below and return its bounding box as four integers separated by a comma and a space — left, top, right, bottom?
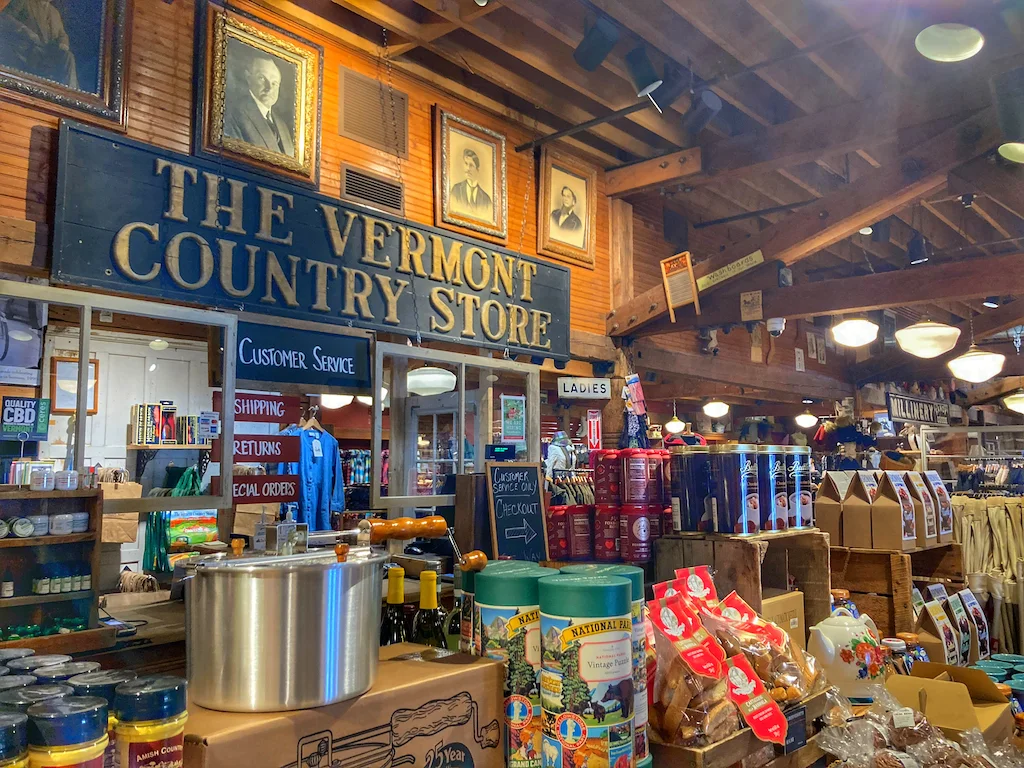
680, 90, 723, 143
993, 65, 1024, 163
907, 230, 931, 265
573, 15, 621, 72
870, 218, 892, 243
625, 46, 662, 98
984, 296, 1001, 308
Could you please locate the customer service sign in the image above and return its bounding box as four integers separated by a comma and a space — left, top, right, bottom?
51, 122, 571, 361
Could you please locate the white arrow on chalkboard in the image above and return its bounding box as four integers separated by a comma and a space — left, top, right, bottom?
507, 519, 537, 545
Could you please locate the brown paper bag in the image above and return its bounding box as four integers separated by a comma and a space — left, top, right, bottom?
842, 471, 877, 549
904, 472, 938, 548
872, 471, 917, 551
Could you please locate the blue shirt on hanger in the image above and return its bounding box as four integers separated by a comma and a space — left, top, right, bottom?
277, 426, 344, 531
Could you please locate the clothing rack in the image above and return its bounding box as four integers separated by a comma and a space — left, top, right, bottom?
550, 468, 594, 506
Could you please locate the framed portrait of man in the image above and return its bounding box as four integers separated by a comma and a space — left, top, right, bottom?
0, 0, 129, 126
434, 108, 507, 242
196, 3, 322, 186
538, 147, 598, 269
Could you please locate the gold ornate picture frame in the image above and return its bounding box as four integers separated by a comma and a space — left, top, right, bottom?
196, 3, 321, 186
434, 107, 507, 242
538, 147, 598, 269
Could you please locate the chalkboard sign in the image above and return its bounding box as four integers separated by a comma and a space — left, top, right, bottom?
486, 462, 549, 563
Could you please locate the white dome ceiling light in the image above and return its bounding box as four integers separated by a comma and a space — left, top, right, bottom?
895, 320, 961, 359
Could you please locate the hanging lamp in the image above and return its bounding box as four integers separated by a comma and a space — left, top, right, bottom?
1004, 379, 1024, 414
831, 316, 879, 348
895, 320, 961, 358
947, 316, 1005, 383
702, 400, 729, 419
320, 394, 354, 409
664, 400, 685, 434
915, 23, 985, 62
407, 367, 457, 396
794, 411, 819, 429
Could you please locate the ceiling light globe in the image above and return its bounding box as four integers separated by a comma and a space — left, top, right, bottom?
999, 142, 1024, 164
795, 412, 819, 429
831, 318, 879, 348
149, 338, 169, 351
702, 400, 729, 419
664, 415, 686, 434
407, 366, 458, 396
1004, 390, 1024, 414
859, 226, 873, 236
947, 345, 1005, 383
320, 394, 354, 409
894, 321, 961, 358
915, 23, 985, 62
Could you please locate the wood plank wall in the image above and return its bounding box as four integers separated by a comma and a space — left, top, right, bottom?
0, 0, 610, 336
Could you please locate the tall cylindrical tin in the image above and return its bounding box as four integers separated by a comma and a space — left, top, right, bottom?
669, 447, 687, 532
566, 506, 594, 561
645, 451, 663, 508
619, 505, 651, 563
593, 505, 620, 562
477, 565, 558, 768
620, 449, 651, 504
593, 450, 621, 505
757, 446, 789, 532
785, 446, 813, 528
546, 506, 569, 562
538, 574, 634, 768
688, 447, 714, 532
659, 449, 672, 507
711, 444, 760, 535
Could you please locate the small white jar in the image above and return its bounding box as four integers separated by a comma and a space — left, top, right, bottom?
27, 513, 49, 537
30, 468, 55, 492
70, 511, 90, 533
49, 513, 75, 536
54, 470, 78, 491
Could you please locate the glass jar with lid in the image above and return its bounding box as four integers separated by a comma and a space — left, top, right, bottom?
830, 589, 860, 618
881, 638, 910, 675
896, 632, 930, 669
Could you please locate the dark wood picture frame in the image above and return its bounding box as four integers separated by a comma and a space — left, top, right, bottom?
434, 106, 508, 243
49, 356, 99, 415
194, 1, 322, 187
538, 147, 598, 269
0, 0, 131, 128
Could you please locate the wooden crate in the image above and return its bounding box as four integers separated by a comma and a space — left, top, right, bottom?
651, 690, 828, 768
655, 530, 832, 630
830, 542, 965, 638
0, 626, 116, 655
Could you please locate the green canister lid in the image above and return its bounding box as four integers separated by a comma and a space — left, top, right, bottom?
560, 564, 645, 605
638, 757, 653, 768
539, 574, 631, 618
465, 560, 540, 593
476, 567, 558, 607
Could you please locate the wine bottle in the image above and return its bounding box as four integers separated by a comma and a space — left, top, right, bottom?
1, 568, 13, 599
412, 570, 447, 649
380, 567, 407, 646
444, 569, 463, 651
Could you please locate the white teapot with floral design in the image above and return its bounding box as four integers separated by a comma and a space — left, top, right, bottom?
808, 608, 885, 701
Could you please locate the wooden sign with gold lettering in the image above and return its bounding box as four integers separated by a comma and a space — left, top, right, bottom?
52, 121, 571, 361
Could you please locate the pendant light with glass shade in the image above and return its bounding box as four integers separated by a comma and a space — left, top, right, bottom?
794, 411, 819, 429
831, 316, 879, 348
1004, 378, 1024, 414
947, 316, 1006, 383
320, 394, 354, 409
895, 319, 961, 358
664, 400, 685, 434
702, 400, 729, 419
407, 366, 457, 396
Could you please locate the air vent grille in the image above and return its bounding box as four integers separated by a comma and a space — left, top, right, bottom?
341, 165, 404, 215
339, 66, 408, 158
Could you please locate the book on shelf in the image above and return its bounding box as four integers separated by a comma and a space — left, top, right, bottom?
6, 460, 56, 485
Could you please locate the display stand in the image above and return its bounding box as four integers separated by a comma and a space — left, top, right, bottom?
829, 542, 965, 637
655, 530, 832, 630
0, 487, 116, 653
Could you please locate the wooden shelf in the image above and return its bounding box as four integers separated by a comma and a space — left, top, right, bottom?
0, 533, 95, 549
0, 591, 93, 608
126, 444, 211, 450
0, 626, 116, 654
0, 488, 99, 500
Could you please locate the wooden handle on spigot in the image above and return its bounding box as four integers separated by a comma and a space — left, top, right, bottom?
335, 543, 350, 563
459, 551, 488, 572
360, 515, 450, 544
230, 538, 244, 557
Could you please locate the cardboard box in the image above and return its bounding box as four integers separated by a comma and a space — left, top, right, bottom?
872, 471, 917, 551
762, 589, 806, 650
184, 645, 504, 768
814, 471, 852, 546
958, 587, 992, 661
886, 662, 1013, 744
903, 472, 938, 549
916, 600, 960, 665
924, 470, 955, 543
944, 592, 973, 665
841, 471, 877, 549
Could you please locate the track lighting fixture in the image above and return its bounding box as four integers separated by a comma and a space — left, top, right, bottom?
625, 46, 662, 98
993, 66, 1024, 164
680, 90, 722, 142
572, 15, 620, 72
907, 230, 931, 266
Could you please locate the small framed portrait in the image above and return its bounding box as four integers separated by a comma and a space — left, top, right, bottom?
50, 357, 98, 415
434, 108, 507, 242
539, 147, 598, 269
0, 0, 129, 127
196, 2, 322, 185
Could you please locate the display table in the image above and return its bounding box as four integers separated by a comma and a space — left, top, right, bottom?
183, 644, 504, 768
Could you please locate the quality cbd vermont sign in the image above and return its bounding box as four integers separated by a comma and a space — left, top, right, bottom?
51, 122, 571, 361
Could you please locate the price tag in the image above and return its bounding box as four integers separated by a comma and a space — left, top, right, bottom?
783, 706, 807, 754
892, 707, 916, 730
311, 438, 323, 458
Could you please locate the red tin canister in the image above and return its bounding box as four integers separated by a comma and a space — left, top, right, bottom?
646, 451, 664, 507
566, 505, 594, 560
660, 449, 672, 507
546, 505, 569, 560
646, 503, 663, 539
619, 504, 651, 563
594, 504, 621, 562
662, 506, 674, 537
621, 449, 651, 504
593, 449, 622, 505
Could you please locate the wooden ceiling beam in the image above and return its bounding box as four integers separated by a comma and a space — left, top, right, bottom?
384, 0, 502, 56
607, 108, 1001, 337
632, 251, 1024, 336
409, 0, 687, 147
850, 299, 1024, 383
965, 377, 1024, 406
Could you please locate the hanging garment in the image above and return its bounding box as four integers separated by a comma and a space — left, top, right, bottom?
277, 426, 345, 531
